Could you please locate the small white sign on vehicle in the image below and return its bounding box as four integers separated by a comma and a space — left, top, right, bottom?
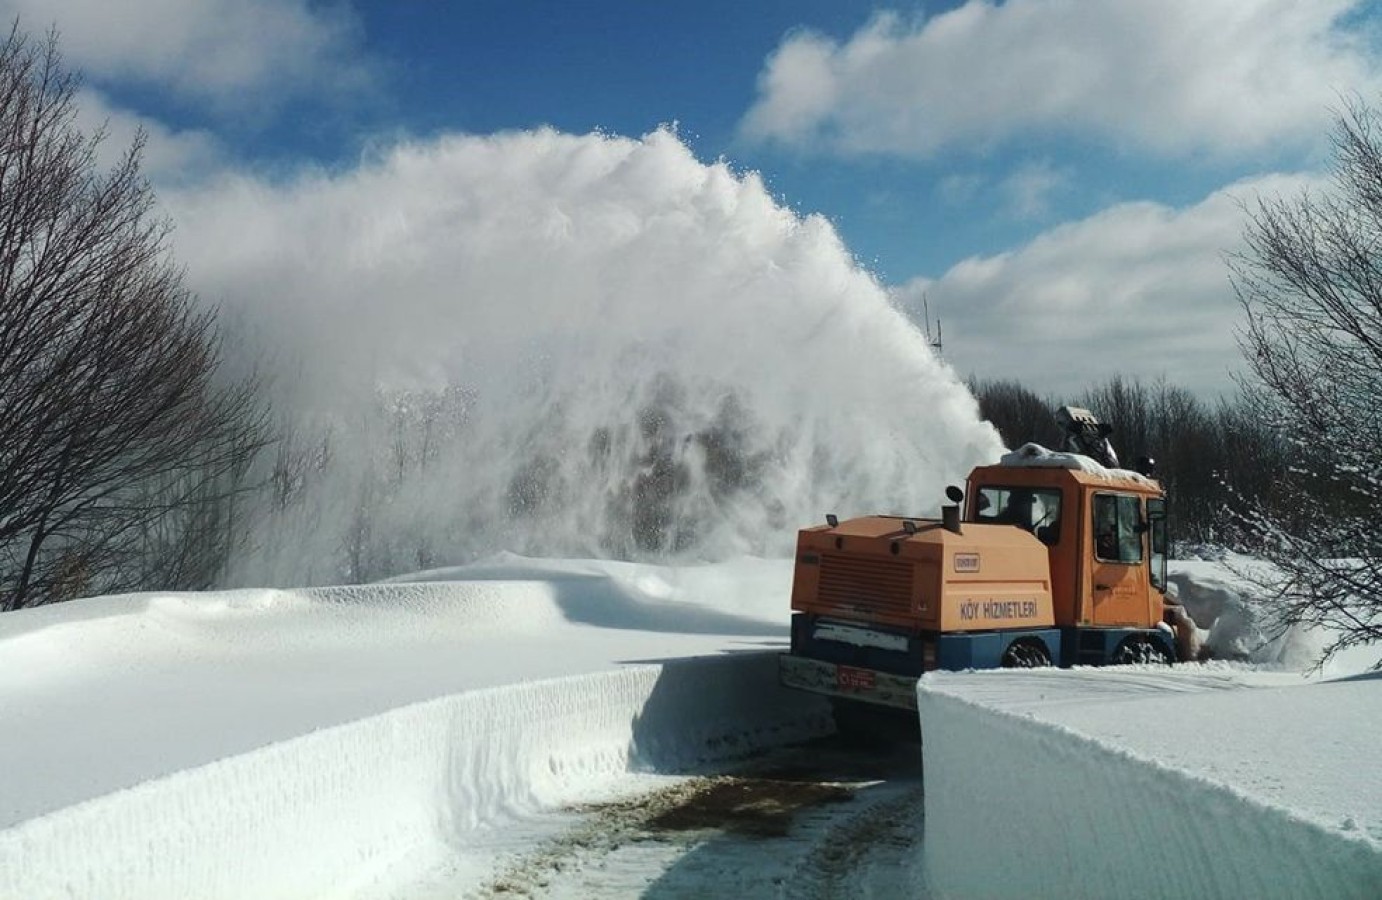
813, 620, 908, 652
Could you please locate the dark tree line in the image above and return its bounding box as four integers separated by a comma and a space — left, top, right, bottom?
970, 376, 1288, 553
0, 27, 268, 610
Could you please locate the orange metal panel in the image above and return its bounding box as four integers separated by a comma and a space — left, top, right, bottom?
933, 524, 1054, 631
790, 517, 1056, 633
790, 517, 943, 629
1084, 493, 1162, 629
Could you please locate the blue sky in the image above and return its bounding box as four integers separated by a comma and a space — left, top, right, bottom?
7, 0, 1382, 398
90, 1, 1307, 277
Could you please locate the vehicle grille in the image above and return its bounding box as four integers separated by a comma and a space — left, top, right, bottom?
817, 553, 914, 618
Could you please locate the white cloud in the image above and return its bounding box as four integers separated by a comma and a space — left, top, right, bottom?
893, 172, 1325, 397
742, 0, 1381, 159
934, 161, 1068, 219
73, 88, 225, 185
1, 0, 371, 107
999, 159, 1069, 219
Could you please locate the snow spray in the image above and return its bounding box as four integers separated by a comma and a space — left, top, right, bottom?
169, 128, 1002, 584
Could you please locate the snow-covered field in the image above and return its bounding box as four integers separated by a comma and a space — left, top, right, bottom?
0, 556, 1377, 898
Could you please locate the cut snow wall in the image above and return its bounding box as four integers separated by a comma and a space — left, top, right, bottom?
0, 653, 829, 900
917, 686, 1382, 900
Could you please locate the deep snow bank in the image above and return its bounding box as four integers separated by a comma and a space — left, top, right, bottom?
0, 556, 794, 827
918, 668, 1382, 900
1169, 557, 1381, 675
0, 556, 834, 898
0, 654, 829, 900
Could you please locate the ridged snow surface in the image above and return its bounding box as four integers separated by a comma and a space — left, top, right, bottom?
2, 659, 827, 900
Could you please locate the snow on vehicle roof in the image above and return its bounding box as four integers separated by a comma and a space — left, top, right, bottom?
997, 442, 1157, 486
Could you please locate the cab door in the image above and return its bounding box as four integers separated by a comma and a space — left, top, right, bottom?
1088, 492, 1151, 626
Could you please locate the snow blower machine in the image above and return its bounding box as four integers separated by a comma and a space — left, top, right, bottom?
778, 406, 1200, 723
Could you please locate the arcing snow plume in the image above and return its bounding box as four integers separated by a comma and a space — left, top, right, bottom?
168, 128, 1000, 585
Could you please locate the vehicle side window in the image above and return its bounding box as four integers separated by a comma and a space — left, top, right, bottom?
976, 486, 1062, 546
1147, 497, 1167, 591
1093, 493, 1142, 563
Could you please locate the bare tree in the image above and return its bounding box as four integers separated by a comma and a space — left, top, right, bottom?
1228, 100, 1382, 669
0, 26, 269, 610
968, 378, 1062, 450
1081, 377, 1245, 550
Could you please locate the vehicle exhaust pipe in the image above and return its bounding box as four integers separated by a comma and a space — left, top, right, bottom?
943, 485, 964, 534
942, 504, 962, 534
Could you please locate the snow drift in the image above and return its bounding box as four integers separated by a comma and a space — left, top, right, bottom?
0, 657, 829, 900
0, 556, 831, 898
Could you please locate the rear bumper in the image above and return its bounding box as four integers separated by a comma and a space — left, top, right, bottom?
778, 653, 919, 711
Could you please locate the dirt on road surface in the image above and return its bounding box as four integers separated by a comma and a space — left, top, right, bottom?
474, 735, 927, 899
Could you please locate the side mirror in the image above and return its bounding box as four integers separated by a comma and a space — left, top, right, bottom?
945, 485, 964, 504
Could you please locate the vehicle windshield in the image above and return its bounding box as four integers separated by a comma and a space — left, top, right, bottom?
975, 486, 1062, 546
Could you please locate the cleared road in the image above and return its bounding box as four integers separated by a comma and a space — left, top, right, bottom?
462, 735, 927, 899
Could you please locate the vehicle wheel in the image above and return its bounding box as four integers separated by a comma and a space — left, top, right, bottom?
1111, 636, 1173, 666
1000, 638, 1052, 668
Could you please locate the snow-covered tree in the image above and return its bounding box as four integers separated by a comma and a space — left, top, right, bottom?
1229, 101, 1382, 669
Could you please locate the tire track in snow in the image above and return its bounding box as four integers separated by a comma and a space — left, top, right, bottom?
466, 736, 927, 899
784, 782, 927, 900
